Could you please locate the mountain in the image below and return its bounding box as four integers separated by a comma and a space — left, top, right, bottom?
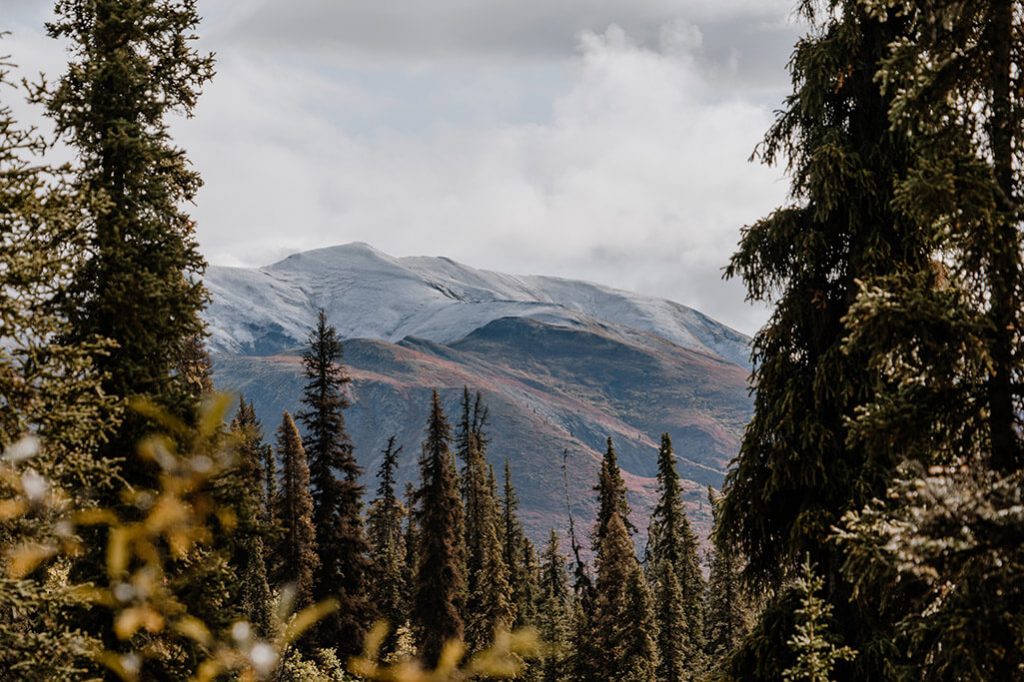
205, 242, 752, 543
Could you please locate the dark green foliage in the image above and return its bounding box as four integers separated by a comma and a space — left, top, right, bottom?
412, 391, 467, 666
653, 561, 688, 682
463, 438, 512, 651
43, 0, 214, 474
229, 398, 274, 636
704, 487, 751, 671
593, 437, 634, 550
718, 1, 926, 677
828, 1, 1024, 678
502, 461, 538, 629
402, 481, 418, 610
366, 436, 407, 654
646, 434, 704, 677
591, 511, 658, 681
457, 390, 513, 650
277, 411, 319, 611
298, 309, 372, 654
537, 531, 572, 682
0, 49, 116, 681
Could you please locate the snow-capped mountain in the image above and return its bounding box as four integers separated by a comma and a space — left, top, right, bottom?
205, 242, 750, 367
205, 243, 752, 542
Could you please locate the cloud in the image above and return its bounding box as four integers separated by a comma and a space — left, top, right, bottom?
3, 3, 796, 334
176, 22, 786, 333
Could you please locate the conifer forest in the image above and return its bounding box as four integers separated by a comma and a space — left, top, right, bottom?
1, 1, 1022, 681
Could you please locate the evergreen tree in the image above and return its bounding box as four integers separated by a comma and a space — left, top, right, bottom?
502, 460, 538, 627
43, 0, 215, 475
830, 3, 1024, 676
413, 391, 467, 666
646, 433, 704, 676
465, 488, 514, 652
717, 1, 925, 676
782, 557, 855, 682
402, 481, 419, 609
366, 436, 407, 654
276, 411, 318, 611
0, 48, 117, 679
593, 437, 634, 550
228, 398, 274, 636
298, 308, 372, 654
591, 511, 658, 681
704, 487, 750, 668
537, 530, 572, 682
652, 560, 688, 682
457, 389, 513, 649
464, 459, 513, 651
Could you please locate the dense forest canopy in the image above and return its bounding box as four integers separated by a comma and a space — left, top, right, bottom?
0, 0, 1021, 680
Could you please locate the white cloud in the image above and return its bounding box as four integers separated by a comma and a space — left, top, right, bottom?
177, 23, 785, 332
3, 3, 796, 334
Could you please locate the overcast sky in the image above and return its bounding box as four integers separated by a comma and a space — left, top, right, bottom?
5, 1, 802, 334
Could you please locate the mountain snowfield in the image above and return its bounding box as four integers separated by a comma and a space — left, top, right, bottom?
205, 242, 752, 542
206, 242, 750, 367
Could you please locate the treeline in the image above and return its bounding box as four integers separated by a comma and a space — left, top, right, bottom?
231, 307, 748, 680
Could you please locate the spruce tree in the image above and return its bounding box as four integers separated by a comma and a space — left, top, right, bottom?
821, 2, 1024, 677
502, 460, 538, 628
43, 0, 215, 475
298, 308, 371, 654
413, 391, 467, 666
653, 560, 688, 682
717, 1, 925, 676
276, 411, 319, 611
591, 511, 658, 681
366, 436, 407, 654
0, 49, 117, 679
782, 557, 855, 682
402, 481, 419, 609
228, 398, 274, 636
457, 389, 513, 649
537, 530, 572, 682
646, 433, 704, 676
593, 437, 634, 550
704, 488, 749, 667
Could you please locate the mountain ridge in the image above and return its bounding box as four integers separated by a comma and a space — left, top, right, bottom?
205, 242, 752, 543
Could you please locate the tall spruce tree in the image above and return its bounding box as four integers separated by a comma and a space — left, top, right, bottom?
833, 2, 1024, 676
591, 511, 659, 681
717, 1, 925, 677
593, 437, 634, 550
228, 398, 274, 636
457, 388, 513, 649
704, 488, 750, 672
502, 460, 539, 628
276, 411, 318, 611
298, 309, 371, 654
366, 436, 407, 654
653, 560, 688, 682
413, 391, 467, 666
0, 49, 118, 679
43, 0, 214, 473
402, 481, 419, 610
537, 530, 572, 682
646, 433, 704, 677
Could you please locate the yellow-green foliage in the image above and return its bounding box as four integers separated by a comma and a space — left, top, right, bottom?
351, 621, 542, 682
0, 394, 542, 681
0, 395, 337, 681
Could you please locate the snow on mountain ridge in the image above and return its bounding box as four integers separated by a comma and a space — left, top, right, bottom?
204, 242, 750, 367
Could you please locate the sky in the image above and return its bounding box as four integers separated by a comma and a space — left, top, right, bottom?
4, 1, 802, 334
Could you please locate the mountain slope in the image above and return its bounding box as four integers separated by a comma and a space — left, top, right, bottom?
205, 243, 752, 541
